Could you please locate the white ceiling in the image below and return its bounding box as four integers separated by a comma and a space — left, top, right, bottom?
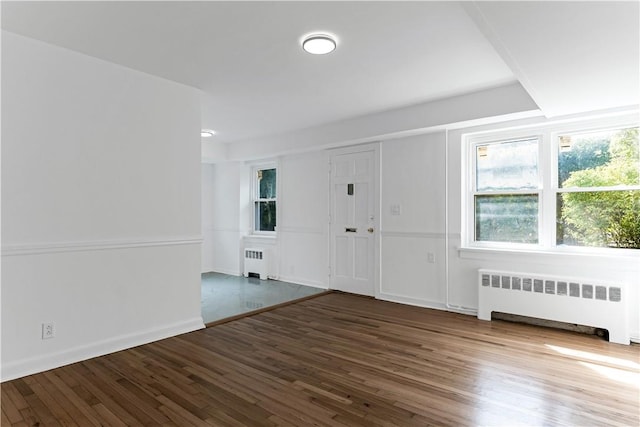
2, 1, 638, 144
466, 1, 640, 118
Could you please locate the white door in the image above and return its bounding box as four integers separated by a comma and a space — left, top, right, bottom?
329, 146, 378, 296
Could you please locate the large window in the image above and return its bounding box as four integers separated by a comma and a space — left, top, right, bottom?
474, 138, 540, 244
466, 119, 639, 251
253, 166, 277, 232
556, 127, 639, 249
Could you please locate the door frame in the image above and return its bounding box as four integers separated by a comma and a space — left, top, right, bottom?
327, 142, 381, 297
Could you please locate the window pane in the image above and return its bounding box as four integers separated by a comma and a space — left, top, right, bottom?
476, 139, 538, 191
259, 168, 276, 198
255, 201, 276, 231
475, 194, 538, 243
558, 127, 639, 188
557, 190, 640, 249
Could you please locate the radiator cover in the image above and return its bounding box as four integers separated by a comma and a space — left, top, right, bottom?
244, 248, 268, 280
478, 269, 629, 345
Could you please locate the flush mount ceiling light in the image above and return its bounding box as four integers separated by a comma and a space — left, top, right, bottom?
302, 34, 337, 55
201, 129, 216, 138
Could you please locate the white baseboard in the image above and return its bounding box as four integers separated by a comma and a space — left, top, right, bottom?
277, 275, 328, 289
207, 267, 242, 276
201, 262, 216, 274
631, 332, 640, 344
377, 292, 448, 311
1, 317, 204, 382
377, 292, 477, 316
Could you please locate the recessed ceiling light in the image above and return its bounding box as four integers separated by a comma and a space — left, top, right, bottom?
302, 34, 337, 55
201, 129, 216, 138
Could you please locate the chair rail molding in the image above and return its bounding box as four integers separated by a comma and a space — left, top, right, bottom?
2, 236, 203, 257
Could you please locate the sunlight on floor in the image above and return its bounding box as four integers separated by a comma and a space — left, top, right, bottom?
579, 361, 640, 386
546, 344, 640, 386
545, 344, 640, 369
471, 364, 568, 426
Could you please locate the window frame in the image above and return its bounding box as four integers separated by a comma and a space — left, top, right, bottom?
463, 114, 639, 253
251, 162, 278, 235
551, 126, 640, 249
466, 131, 545, 251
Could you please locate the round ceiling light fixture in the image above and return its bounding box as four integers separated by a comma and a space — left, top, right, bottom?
302, 34, 337, 55
201, 129, 216, 138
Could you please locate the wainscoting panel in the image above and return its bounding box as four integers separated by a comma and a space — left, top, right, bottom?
379, 232, 445, 304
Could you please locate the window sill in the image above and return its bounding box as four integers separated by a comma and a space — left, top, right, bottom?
243, 234, 277, 244
458, 246, 640, 261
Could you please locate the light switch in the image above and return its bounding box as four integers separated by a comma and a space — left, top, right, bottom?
390, 204, 401, 215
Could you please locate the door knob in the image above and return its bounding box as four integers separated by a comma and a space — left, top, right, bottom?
368, 227, 374, 233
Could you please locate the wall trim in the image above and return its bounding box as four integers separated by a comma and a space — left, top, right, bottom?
1, 316, 205, 382
276, 275, 328, 289
458, 247, 640, 273
381, 231, 450, 239
277, 225, 324, 235
243, 235, 278, 246
205, 227, 243, 233
377, 292, 477, 316
207, 268, 242, 277
2, 236, 203, 257
459, 246, 640, 261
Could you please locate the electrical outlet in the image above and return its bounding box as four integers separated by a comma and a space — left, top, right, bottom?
42, 322, 55, 339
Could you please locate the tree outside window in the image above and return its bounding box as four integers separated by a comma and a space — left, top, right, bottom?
558, 127, 639, 249
468, 122, 639, 251
254, 167, 276, 232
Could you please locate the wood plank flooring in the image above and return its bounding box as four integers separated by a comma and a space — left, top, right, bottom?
2, 292, 639, 426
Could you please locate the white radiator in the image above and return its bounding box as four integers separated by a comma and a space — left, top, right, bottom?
478, 269, 629, 345
244, 248, 268, 280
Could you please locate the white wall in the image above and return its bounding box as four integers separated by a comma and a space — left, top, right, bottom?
203, 162, 244, 275
204, 152, 329, 288
201, 164, 215, 273
1, 32, 204, 381
277, 152, 328, 288
208, 116, 640, 342
207, 82, 539, 290
198, 58, 638, 342
379, 133, 448, 307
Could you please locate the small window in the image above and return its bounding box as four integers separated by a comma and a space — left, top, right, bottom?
253, 166, 277, 232
473, 138, 540, 244
556, 127, 639, 248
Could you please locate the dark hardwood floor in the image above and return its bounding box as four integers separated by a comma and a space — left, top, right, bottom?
2, 292, 639, 426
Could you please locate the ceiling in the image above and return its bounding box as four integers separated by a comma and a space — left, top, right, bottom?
2, 1, 638, 145
466, 1, 640, 118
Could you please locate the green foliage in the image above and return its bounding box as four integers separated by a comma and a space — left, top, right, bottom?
561, 128, 640, 248
558, 137, 610, 185
256, 168, 277, 231
258, 201, 276, 231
